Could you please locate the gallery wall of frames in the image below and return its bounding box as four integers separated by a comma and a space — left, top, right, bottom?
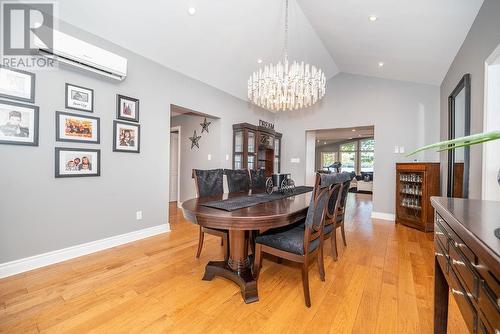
0, 64, 141, 178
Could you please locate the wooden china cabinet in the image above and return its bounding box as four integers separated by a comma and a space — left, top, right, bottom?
395, 162, 440, 232
232, 123, 282, 177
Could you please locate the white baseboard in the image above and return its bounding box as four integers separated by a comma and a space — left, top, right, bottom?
0, 224, 170, 279
371, 211, 395, 221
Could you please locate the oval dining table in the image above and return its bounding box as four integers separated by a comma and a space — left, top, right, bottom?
181, 190, 312, 303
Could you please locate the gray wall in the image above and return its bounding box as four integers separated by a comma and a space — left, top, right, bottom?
439, 0, 500, 199
0, 21, 272, 263
170, 114, 221, 202
275, 73, 440, 215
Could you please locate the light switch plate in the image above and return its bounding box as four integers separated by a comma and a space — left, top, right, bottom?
394, 146, 399, 154
291, 158, 300, 163
207, 154, 212, 161
399, 146, 405, 154
136, 211, 143, 220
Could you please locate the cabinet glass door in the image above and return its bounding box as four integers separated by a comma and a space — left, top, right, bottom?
248, 155, 255, 170
234, 131, 243, 153
248, 131, 255, 153
234, 154, 242, 169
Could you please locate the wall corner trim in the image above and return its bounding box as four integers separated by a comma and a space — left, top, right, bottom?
0, 224, 170, 279
371, 211, 396, 221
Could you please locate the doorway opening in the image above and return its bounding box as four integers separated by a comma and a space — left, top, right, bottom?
305, 125, 375, 206
169, 104, 221, 205
482, 43, 500, 201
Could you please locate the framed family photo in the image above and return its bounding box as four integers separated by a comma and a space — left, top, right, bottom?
0, 65, 35, 103
113, 120, 140, 153
56, 111, 100, 144
116, 94, 139, 122
55, 147, 101, 178
0, 100, 39, 146
65, 83, 94, 112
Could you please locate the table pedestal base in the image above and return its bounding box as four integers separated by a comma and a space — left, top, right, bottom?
202, 260, 258, 303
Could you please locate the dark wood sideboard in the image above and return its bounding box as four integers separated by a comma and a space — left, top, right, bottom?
431, 197, 500, 334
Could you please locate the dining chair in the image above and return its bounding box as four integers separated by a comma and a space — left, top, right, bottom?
253, 175, 332, 307
325, 173, 351, 261
192, 169, 228, 261
224, 169, 250, 193
321, 182, 343, 260
250, 168, 267, 190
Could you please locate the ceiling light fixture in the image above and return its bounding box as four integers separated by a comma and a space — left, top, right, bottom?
324, 142, 327, 145
368, 15, 378, 22
247, 0, 326, 111
188, 7, 196, 15
378, 62, 384, 67
257, 58, 263, 64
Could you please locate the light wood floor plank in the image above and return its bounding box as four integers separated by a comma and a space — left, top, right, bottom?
0, 194, 468, 333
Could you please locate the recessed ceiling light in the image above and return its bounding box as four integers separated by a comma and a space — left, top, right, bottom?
352, 129, 356, 132
378, 62, 384, 67
348, 137, 353, 140
324, 142, 327, 145
257, 58, 263, 64
188, 7, 196, 15
358, 134, 361, 137
368, 15, 377, 22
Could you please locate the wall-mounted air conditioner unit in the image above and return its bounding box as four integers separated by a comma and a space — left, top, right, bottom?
35, 30, 128, 81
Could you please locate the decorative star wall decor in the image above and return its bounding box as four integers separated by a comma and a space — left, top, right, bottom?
189, 130, 201, 149
200, 117, 211, 133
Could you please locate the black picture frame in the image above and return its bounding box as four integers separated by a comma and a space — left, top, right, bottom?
0, 99, 39, 146
65, 83, 94, 113
55, 147, 101, 178
447, 73, 471, 198
113, 120, 140, 153
116, 94, 139, 122
0, 65, 36, 103
55, 111, 100, 144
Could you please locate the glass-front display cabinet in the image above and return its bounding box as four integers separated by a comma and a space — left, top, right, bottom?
395, 162, 440, 232
232, 123, 282, 176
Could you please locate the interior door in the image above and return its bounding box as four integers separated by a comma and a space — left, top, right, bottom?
169, 132, 179, 203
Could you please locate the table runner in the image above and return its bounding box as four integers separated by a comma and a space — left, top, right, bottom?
202, 186, 313, 212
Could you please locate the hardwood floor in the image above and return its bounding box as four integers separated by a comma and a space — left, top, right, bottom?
0, 194, 468, 333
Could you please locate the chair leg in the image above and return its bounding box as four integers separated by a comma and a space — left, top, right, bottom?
317, 246, 325, 281
249, 231, 255, 255
301, 261, 311, 307
253, 244, 263, 279
331, 229, 338, 261
222, 233, 229, 261
341, 223, 347, 247
196, 226, 204, 259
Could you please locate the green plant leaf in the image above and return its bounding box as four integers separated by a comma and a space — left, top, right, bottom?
406, 130, 500, 156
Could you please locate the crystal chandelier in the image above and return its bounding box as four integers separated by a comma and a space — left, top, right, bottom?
247, 0, 326, 111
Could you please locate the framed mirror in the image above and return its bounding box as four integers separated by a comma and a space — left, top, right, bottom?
447, 73, 471, 198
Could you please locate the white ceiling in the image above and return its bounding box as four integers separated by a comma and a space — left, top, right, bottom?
55, 0, 338, 101
55, 0, 483, 100
297, 0, 483, 85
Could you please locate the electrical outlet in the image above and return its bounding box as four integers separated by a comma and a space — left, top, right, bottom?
291, 158, 300, 163
136, 211, 143, 220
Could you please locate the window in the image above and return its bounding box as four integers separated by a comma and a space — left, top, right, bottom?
340, 141, 357, 173
360, 139, 374, 172
321, 152, 337, 168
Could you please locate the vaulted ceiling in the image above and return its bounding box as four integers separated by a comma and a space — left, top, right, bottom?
56, 0, 483, 101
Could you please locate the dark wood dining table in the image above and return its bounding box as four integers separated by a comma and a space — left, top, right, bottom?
181, 190, 312, 303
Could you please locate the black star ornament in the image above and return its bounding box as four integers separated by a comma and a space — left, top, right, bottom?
200, 117, 211, 133
189, 130, 201, 149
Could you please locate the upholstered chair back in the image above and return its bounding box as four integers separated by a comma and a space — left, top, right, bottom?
250, 169, 267, 190
224, 169, 250, 193
193, 169, 224, 197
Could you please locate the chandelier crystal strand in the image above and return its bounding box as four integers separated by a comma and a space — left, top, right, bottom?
247, 0, 326, 112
